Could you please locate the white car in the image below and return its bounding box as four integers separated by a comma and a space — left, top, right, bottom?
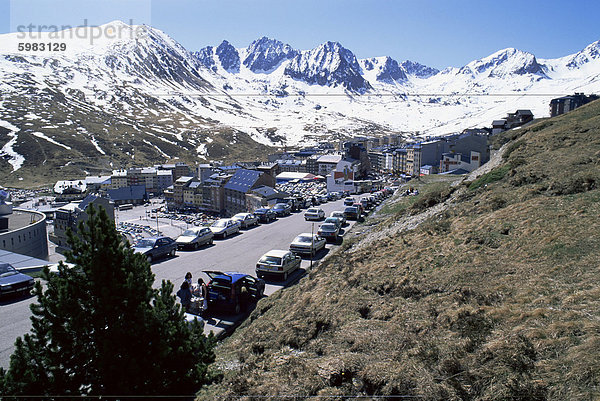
232, 213, 259, 228
176, 227, 214, 250
47, 262, 76, 276
209, 218, 241, 238
289, 233, 327, 256
304, 208, 325, 221
256, 250, 302, 281
330, 211, 347, 225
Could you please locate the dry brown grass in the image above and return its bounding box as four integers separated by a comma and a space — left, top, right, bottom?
199, 100, 600, 400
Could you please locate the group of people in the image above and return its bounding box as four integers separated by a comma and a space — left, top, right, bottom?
176, 272, 208, 315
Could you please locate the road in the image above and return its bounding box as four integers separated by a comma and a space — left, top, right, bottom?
0, 198, 357, 369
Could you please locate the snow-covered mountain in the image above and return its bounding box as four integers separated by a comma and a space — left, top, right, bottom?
0, 21, 599, 184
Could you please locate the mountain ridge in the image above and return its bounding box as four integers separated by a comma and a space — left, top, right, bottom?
0, 22, 599, 185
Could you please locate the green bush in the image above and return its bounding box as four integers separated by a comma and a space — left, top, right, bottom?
468, 165, 511, 190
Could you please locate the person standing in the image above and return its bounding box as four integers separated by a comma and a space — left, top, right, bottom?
196, 278, 208, 316
176, 281, 192, 312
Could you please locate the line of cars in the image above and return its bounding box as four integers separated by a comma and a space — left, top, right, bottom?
254, 189, 394, 283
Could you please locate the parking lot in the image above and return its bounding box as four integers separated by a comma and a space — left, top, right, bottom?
0, 190, 392, 368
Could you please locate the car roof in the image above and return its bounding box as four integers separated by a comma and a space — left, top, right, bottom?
204, 270, 248, 283
140, 236, 162, 241
183, 227, 205, 232
296, 232, 317, 238
262, 249, 290, 258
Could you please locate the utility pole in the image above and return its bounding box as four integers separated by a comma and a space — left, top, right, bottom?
310, 222, 314, 270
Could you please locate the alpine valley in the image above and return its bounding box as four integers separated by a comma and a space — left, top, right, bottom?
0, 21, 599, 185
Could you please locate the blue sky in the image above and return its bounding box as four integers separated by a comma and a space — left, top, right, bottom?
1, 0, 599, 69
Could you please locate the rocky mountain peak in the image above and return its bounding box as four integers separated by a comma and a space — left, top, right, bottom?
459, 47, 546, 77
283, 40, 370, 92
215, 40, 240, 72
243, 37, 298, 72
399, 60, 439, 78
567, 40, 600, 68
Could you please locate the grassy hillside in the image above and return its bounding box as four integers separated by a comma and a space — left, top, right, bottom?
200, 100, 600, 400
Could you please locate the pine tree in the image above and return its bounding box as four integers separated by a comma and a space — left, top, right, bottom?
0, 205, 215, 399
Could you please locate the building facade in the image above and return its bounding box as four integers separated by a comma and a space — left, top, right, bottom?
0, 207, 48, 261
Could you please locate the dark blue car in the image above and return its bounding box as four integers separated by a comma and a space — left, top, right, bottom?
0, 263, 34, 298
133, 236, 177, 263
254, 207, 277, 223
204, 271, 265, 315
272, 203, 291, 217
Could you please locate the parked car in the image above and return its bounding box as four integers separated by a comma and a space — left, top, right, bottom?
343, 197, 355, 206
133, 236, 177, 263
0, 263, 34, 298
360, 196, 371, 210
304, 207, 325, 221
317, 223, 340, 242
294, 195, 310, 209
330, 211, 347, 225
324, 216, 342, 230
47, 262, 76, 276
254, 207, 277, 223
272, 202, 292, 217
256, 250, 302, 281
344, 206, 360, 220
232, 213, 259, 229
176, 227, 214, 250
289, 233, 327, 256
209, 218, 241, 238
283, 197, 300, 212
353, 202, 365, 216
204, 271, 265, 314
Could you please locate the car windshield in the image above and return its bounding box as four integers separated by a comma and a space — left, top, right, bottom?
274, 204, 286, 208
307, 208, 318, 213
233, 214, 246, 219
345, 207, 357, 212
0, 263, 17, 277
295, 235, 314, 243
135, 239, 155, 247
212, 220, 227, 228
320, 224, 336, 231
259, 256, 282, 265
182, 229, 198, 236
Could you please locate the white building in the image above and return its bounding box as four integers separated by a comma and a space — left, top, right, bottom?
439, 151, 482, 173
326, 159, 361, 194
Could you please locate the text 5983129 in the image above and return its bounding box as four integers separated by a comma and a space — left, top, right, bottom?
17, 43, 67, 52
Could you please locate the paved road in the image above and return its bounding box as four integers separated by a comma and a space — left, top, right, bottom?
0, 198, 357, 369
